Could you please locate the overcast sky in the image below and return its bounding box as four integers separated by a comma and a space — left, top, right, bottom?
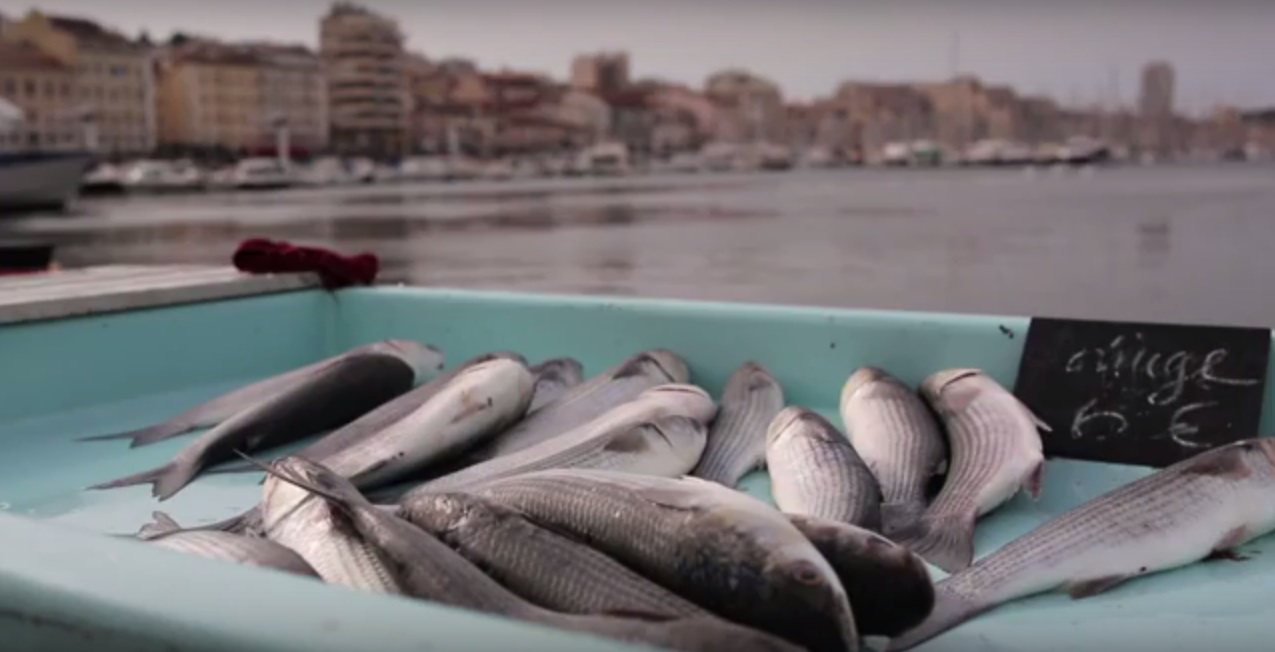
3, 0, 1273, 114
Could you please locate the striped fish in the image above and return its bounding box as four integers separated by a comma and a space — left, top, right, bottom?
691, 362, 785, 487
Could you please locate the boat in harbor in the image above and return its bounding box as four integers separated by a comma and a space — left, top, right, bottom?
209, 158, 297, 191
0, 99, 91, 213
119, 160, 208, 194
0, 265, 1273, 652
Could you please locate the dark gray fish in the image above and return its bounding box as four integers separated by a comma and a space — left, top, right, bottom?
899, 369, 1046, 574
528, 357, 585, 413
261, 457, 805, 652
143, 513, 318, 577
76, 340, 444, 448
402, 491, 710, 618
766, 407, 883, 531
839, 367, 947, 537
788, 514, 934, 638
455, 468, 861, 652
88, 348, 429, 501
691, 362, 785, 487
888, 438, 1275, 651
467, 349, 690, 461
138, 353, 532, 538
407, 385, 714, 495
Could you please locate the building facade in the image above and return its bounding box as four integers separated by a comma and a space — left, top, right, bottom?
705, 69, 784, 143
320, 2, 406, 158
570, 51, 629, 96
6, 11, 157, 155
0, 40, 78, 152
1139, 60, 1176, 157
251, 43, 328, 154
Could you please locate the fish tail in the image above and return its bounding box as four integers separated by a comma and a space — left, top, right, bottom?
900, 511, 976, 574
87, 461, 198, 502
880, 501, 927, 538
74, 421, 190, 447
887, 586, 985, 651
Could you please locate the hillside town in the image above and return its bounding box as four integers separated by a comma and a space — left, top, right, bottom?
2, 2, 1274, 189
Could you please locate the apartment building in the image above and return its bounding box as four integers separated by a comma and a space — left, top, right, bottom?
320, 2, 406, 157
156, 40, 326, 154
0, 40, 78, 152
6, 11, 156, 155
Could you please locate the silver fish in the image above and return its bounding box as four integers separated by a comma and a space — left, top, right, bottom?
468, 349, 690, 461
261, 457, 402, 593
457, 468, 861, 652
88, 344, 436, 500
528, 357, 585, 413
766, 407, 883, 531
691, 362, 785, 487
409, 384, 715, 495
144, 513, 319, 577
402, 491, 710, 618
788, 514, 934, 638
839, 367, 947, 537
77, 340, 444, 447
263, 457, 805, 652
136, 354, 533, 539
900, 369, 1047, 574
889, 438, 1275, 651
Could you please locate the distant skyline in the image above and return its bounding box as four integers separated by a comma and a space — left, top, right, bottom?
3, 0, 1274, 114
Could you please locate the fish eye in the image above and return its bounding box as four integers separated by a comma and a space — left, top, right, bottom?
790, 561, 825, 586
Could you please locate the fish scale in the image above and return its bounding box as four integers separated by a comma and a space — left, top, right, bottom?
901, 369, 1044, 574
402, 492, 710, 617
889, 439, 1275, 651
692, 362, 785, 487
766, 407, 882, 530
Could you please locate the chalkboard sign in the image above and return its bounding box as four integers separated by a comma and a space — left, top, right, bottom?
1014, 317, 1271, 467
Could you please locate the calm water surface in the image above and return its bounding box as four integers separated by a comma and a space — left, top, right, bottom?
4, 165, 1274, 326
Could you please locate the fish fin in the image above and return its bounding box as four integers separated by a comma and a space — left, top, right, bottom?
1024, 460, 1045, 500
880, 501, 927, 538
886, 586, 984, 652
204, 460, 264, 476
152, 511, 182, 530
900, 511, 976, 574
1013, 395, 1052, 432
237, 452, 357, 512
74, 421, 192, 447
1207, 525, 1253, 561
603, 425, 655, 453
1205, 549, 1250, 562
87, 461, 197, 502
135, 511, 183, 540
1064, 574, 1129, 599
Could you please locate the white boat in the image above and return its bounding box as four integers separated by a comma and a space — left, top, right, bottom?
211, 158, 296, 191
481, 159, 514, 181
81, 162, 126, 196
575, 142, 629, 176
120, 160, 207, 194
296, 157, 360, 187
397, 156, 451, 183
0, 100, 91, 213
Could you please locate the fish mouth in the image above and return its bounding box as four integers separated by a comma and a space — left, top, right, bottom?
766, 406, 808, 443
920, 368, 983, 401
840, 366, 890, 404
643, 349, 690, 383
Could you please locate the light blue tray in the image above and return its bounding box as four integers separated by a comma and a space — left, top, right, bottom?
1, 287, 1273, 652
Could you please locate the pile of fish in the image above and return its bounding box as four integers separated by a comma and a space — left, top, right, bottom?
80, 339, 1275, 652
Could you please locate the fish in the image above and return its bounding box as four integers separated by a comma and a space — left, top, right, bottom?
455, 468, 861, 652
888, 438, 1275, 651
691, 361, 785, 487
528, 357, 585, 413
788, 514, 934, 638
838, 366, 947, 537
87, 343, 437, 501
467, 349, 690, 461
402, 491, 711, 618
143, 512, 319, 577
147, 355, 535, 538
406, 384, 715, 495
208, 350, 527, 476
76, 340, 445, 448
898, 369, 1047, 574
260, 457, 402, 593
260, 456, 807, 652
766, 406, 883, 531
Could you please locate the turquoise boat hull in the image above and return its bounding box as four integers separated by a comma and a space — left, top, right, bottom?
1, 286, 1274, 651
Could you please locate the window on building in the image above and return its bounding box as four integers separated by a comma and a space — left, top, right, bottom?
61, 82, 71, 97
24, 79, 36, 97
2, 78, 14, 95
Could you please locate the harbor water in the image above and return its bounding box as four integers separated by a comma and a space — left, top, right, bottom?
3, 164, 1274, 327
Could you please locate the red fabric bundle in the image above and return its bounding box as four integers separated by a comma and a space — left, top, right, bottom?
233, 239, 379, 290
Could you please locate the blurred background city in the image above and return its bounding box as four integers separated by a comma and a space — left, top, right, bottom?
1, 1, 1273, 325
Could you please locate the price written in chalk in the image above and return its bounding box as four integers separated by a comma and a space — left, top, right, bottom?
1014, 318, 1270, 467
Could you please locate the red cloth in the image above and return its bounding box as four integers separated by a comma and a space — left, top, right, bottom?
233, 239, 379, 290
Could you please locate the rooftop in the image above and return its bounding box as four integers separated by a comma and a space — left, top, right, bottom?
45, 13, 142, 51
0, 40, 69, 71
